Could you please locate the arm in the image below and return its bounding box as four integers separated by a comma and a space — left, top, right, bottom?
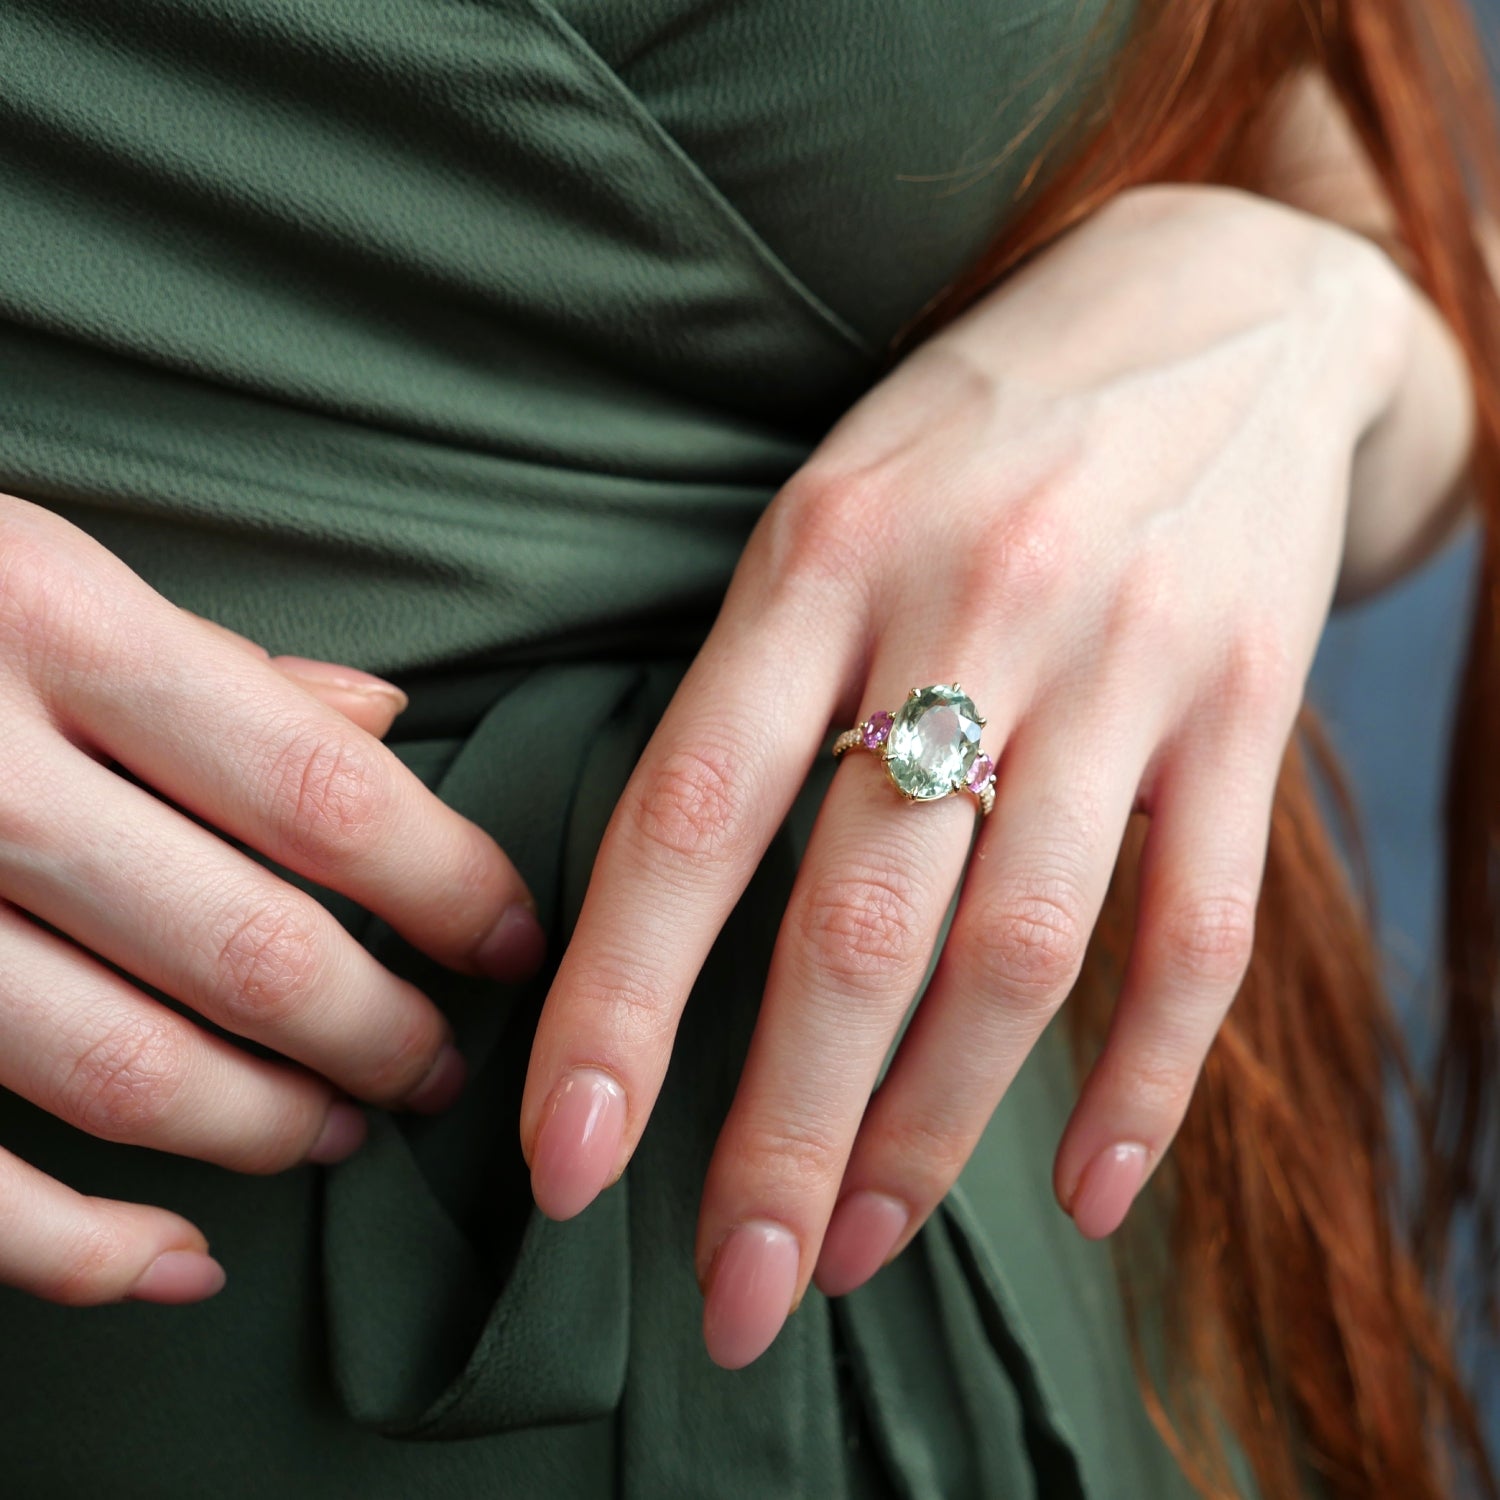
1243, 68, 1484, 605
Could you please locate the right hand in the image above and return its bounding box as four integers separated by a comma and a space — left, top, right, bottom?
0, 495, 546, 1307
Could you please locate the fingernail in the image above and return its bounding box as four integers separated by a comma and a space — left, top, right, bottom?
273, 657, 409, 712
1069, 1142, 1150, 1239
404, 1043, 467, 1115
306, 1100, 367, 1164
814, 1191, 909, 1298
530, 1069, 627, 1220
126, 1251, 227, 1305
475, 900, 547, 984
702, 1221, 801, 1370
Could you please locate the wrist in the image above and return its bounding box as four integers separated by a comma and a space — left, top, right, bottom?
1335, 265, 1478, 603
1316, 220, 1422, 444
1117, 182, 1417, 424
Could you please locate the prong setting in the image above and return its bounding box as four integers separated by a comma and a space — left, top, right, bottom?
833, 683, 993, 816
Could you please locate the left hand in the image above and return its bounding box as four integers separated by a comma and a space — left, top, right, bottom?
519, 183, 1414, 1367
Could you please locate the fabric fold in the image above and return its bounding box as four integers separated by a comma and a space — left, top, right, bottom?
322, 661, 651, 1436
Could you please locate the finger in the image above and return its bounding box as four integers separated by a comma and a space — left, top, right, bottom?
1050, 718, 1278, 1239
179, 611, 271, 660
691, 661, 1000, 1368
811, 696, 1153, 1298
0, 901, 366, 1173
267, 656, 409, 740
0, 1142, 225, 1306
179, 612, 409, 736
47, 600, 542, 983
0, 728, 462, 1115
518, 559, 860, 1223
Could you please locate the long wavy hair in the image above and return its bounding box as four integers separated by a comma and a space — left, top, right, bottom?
910, 2, 1500, 1495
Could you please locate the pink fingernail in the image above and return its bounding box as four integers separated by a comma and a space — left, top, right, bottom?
273, 656, 409, 711
530, 1069, 627, 1220
476, 901, 547, 984
814, 1191, 909, 1298
404, 1043, 467, 1115
307, 1100, 367, 1164
1069, 1142, 1150, 1239
702, 1221, 801, 1370
126, 1251, 227, 1305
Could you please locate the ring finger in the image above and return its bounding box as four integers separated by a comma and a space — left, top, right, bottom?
694, 663, 1009, 1368
812, 682, 1160, 1296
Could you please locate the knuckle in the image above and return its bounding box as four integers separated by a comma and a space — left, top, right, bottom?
968, 876, 1089, 1012
1104, 543, 1185, 648
357, 1003, 448, 1106
227, 1107, 323, 1177
411, 824, 510, 954
793, 864, 925, 992
866, 1106, 973, 1194
211, 900, 325, 1030
1213, 623, 1296, 725
59, 1017, 186, 1140
1118, 1047, 1201, 1128
556, 957, 672, 1052
757, 464, 885, 608
263, 725, 386, 866
1158, 889, 1258, 988
42, 1217, 134, 1306
625, 738, 749, 870
0, 507, 140, 697
966, 500, 1074, 609
0, 525, 68, 647
730, 1114, 844, 1196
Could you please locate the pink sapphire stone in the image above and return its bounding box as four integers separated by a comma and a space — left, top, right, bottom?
862, 710, 893, 749
966, 753, 995, 793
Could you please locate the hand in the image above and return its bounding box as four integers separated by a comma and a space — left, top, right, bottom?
0, 497, 545, 1306
519, 183, 1416, 1368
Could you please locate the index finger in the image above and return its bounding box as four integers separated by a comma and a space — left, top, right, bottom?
48, 596, 544, 982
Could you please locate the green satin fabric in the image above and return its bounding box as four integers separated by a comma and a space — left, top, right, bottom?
0, 2, 1244, 1495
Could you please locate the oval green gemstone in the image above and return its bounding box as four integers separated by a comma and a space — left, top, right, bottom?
883, 685, 983, 799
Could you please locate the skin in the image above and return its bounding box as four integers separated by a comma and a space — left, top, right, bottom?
0, 73, 1477, 1353
520, 94, 1480, 1366
0, 509, 547, 1304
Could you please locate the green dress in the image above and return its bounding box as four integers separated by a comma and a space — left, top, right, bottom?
0, 2, 1245, 1494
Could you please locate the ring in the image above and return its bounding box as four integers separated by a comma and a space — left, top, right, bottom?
832, 683, 996, 817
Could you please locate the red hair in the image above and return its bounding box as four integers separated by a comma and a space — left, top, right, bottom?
913, 2, 1500, 1494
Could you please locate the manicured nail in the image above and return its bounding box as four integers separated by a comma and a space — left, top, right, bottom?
404, 1043, 467, 1115
814, 1191, 909, 1298
530, 1069, 627, 1220
273, 656, 409, 712
306, 1100, 367, 1164
1069, 1142, 1150, 1239
702, 1221, 801, 1370
475, 900, 547, 984
127, 1251, 227, 1305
